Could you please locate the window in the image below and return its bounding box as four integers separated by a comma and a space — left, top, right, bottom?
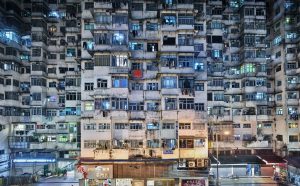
146, 4, 157, 11
129, 42, 143, 50
66, 92, 76, 100
147, 43, 158, 52
195, 83, 204, 91
245, 8, 254, 16
95, 13, 111, 24
112, 55, 128, 67
112, 32, 127, 45
99, 123, 110, 130
162, 123, 175, 129
233, 124, 240, 128
194, 103, 204, 111
115, 123, 126, 130
131, 3, 143, 11
147, 83, 158, 91
31, 93, 41, 101
85, 62, 94, 70
84, 83, 94, 91
84, 102, 94, 111
95, 55, 110, 66
194, 24, 204, 31
243, 124, 251, 128
32, 48, 41, 57
131, 83, 143, 90
165, 98, 177, 110
66, 48, 76, 57
147, 102, 159, 111
112, 76, 128, 88
179, 123, 191, 129
194, 138, 205, 147
179, 98, 194, 109
276, 107, 283, 115
84, 140, 96, 148
146, 23, 158, 31
289, 123, 298, 128
161, 77, 177, 88
179, 139, 194, 148
162, 15, 176, 25
178, 34, 193, 46
289, 135, 298, 142
128, 102, 144, 111
111, 98, 128, 110
97, 79, 107, 88
178, 56, 193, 68
163, 36, 176, 45
178, 14, 194, 25
84, 123, 96, 130
130, 123, 142, 130
95, 98, 110, 110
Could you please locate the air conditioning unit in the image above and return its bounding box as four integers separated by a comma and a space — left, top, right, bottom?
204, 159, 210, 167
197, 159, 204, 167
188, 161, 196, 168
178, 160, 186, 168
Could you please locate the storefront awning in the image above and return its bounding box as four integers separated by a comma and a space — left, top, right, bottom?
286, 157, 300, 168
210, 155, 265, 165
257, 155, 286, 164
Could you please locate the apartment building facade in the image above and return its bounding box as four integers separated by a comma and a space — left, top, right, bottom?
79, 0, 209, 183
267, 0, 300, 157
0, 0, 81, 175
0, 0, 299, 182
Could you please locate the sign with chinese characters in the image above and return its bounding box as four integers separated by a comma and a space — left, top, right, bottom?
163, 149, 174, 154
181, 178, 207, 186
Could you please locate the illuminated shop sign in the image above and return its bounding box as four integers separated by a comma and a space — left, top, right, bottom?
13, 158, 56, 163
181, 178, 207, 186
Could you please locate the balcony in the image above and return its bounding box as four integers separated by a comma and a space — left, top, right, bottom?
131, 11, 157, 19
30, 142, 78, 150
109, 67, 129, 74
244, 141, 271, 148
288, 142, 300, 150
82, 9, 93, 19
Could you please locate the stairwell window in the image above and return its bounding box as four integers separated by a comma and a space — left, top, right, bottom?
165, 98, 177, 110
84, 83, 94, 91
97, 79, 107, 88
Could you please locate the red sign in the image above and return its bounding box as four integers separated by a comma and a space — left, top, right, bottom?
181, 179, 206, 186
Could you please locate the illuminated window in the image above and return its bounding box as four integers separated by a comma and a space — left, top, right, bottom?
84, 102, 94, 111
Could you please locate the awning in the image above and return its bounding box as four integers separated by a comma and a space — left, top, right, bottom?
209, 155, 265, 165
286, 157, 300, 168
257, 155, 286, 164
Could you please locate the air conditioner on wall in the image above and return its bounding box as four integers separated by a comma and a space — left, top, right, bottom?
197, 159, 204, 167
188, 161, 196, 168
178, 160, 186, 168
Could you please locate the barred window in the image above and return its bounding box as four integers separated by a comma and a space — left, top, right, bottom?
95, 55, 110, 66
128, 102, 144, 111
99, 123, 110, 130
130, 123, 142, 130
